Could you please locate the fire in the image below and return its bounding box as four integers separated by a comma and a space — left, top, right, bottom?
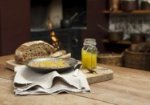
50, 31, 60, 50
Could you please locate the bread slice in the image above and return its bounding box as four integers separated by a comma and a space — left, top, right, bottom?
50, 50, 66, 58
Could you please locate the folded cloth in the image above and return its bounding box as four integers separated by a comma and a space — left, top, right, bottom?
13, 65, 90, 95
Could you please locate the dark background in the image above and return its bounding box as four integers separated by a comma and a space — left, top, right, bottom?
0, 0, 107, 55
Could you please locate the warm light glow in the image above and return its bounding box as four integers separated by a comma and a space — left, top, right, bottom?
50, 31, 60, 50
47, 18, 53, 30
51, 36, 57, 42
51, 31, 55, 36
48, 23, 52, 30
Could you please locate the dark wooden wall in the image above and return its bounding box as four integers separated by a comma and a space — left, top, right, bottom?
0, 0, 107, 55
0, 0, 30, 55
85, 0, 108, 53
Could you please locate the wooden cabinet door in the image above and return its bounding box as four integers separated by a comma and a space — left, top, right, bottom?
0, 0, 30, 55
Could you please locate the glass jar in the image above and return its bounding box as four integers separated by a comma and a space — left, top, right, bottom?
81, 38, 97, 70
141, 0, 150, 10
120, 0, 139, 11
109, 0, 120, 11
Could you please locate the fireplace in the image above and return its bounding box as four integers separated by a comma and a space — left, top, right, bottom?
30, 0, 86, 31
0, 0, 105, 55
30, 0, 87, 59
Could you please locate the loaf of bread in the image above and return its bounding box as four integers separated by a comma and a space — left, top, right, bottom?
15, 40, 55, 64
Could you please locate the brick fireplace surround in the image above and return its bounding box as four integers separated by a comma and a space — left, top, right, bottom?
0, 0, 106, 55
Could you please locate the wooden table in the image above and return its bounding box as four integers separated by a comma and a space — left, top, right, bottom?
0, 55, 150, 105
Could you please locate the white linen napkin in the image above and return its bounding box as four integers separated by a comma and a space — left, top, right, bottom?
13, 65, 90, 95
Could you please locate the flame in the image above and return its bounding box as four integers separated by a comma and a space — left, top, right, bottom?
50, 31, 60, 50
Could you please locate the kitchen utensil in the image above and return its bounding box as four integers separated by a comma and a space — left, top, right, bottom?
97, 24, 123, 42
108, 31, 123, 42
141, 0, 150, 10
130, 33, 145, 43
26, 57, 78, 73
123, 45, 150, 70
109, 0, 120, 11
120, 0, 139, 11
98, 53, 123, 66
61, 12, 78, 28
97, 24, 110, 33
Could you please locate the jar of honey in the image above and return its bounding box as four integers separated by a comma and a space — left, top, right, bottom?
82, 38, 97, 70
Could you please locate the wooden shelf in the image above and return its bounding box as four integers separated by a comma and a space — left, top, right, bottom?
102, 39, 131, 45
103, 10, 150, 14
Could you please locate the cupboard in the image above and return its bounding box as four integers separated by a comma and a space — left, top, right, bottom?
100, 1, 150, 53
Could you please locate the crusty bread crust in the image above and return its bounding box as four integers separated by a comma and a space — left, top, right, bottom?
15, 40, 55, 64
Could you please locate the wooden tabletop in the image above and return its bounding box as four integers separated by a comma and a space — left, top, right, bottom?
0, 55, 150, 105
